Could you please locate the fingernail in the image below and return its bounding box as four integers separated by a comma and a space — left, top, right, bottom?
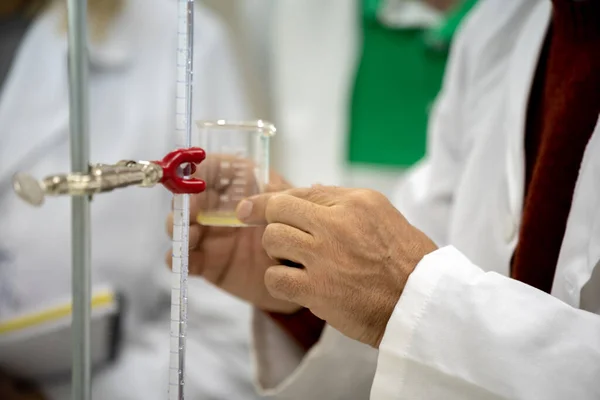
236, 199, 253, 221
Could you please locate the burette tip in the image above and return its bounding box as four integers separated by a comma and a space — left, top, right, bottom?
12, 173, 45, 207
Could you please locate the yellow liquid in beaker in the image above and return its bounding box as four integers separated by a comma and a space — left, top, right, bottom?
196, 212, 249, 227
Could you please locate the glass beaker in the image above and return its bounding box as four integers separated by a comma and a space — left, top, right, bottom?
194, 120, 276, 227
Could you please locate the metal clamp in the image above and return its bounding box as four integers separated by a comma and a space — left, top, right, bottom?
12, 148, 207, 207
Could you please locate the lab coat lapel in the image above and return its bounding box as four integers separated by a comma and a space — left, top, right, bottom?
502, 2, 551, 239
501, 1, 600, 308
552, 117, 600, 308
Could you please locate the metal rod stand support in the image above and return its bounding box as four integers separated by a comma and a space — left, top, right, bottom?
66, 1, 92, 399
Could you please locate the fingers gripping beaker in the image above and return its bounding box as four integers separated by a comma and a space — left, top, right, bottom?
194, 120, 276, 227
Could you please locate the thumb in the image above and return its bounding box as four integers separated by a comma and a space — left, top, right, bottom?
236, 182, 291, 225
235, 192, 275, 225
264, 265, 311, 306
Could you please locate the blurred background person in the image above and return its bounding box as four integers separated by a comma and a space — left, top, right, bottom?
203, 0, 477, 197
0, 0, 262, 399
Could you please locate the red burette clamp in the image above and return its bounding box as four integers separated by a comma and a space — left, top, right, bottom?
154, 147, 207, 194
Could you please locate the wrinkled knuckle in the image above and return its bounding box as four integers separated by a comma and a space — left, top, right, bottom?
292, 232, 313, 255
369, 190, 387, 203
262, 223, 282, 249
267, 272, 302, 299
356, 188, 376, 199
352, 189, 384, 206
348, 189, 367, 201
311, 185, 327, 196
271, 194, 306, 222
329, 204, 346, 221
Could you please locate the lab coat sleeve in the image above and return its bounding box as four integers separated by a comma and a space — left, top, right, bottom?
251, 311, 378, 399
373, 246, 600, 400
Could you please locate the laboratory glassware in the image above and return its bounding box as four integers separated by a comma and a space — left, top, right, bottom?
194, 120, 276, 227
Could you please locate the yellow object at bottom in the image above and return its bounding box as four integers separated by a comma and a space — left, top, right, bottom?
197, 212, 248, 227
0, 290, 115, 334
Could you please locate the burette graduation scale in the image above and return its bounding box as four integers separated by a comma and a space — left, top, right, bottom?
11, 0, 203, 399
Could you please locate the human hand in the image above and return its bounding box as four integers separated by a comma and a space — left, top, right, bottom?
237, 186, 438, 348
165, 155, 301, 314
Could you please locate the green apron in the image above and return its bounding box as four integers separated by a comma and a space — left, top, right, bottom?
347, 0, 477, 167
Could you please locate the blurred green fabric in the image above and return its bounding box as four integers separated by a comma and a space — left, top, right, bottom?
347, 0, 477, 167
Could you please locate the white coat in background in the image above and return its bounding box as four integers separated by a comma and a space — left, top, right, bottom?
250, 0, 600, 399
235, 0, 424, 197
268, 0, 359, 188
0, 1, 261, 399
225, 0, 359, 188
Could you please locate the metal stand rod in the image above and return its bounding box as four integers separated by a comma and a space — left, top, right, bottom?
66, 1, 92, 399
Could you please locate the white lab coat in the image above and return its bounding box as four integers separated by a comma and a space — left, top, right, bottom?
268, 0, 359, 188
250, 0, 600, 399
238, 0, 429, 196
0, 1, 261, 399
227, 0, 359, 188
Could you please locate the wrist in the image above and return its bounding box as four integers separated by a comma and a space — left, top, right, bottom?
364, 290, 400, 349
368, 238, 438, 348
